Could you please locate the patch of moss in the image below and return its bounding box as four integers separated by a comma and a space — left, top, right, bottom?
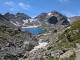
71, 20, 80, 30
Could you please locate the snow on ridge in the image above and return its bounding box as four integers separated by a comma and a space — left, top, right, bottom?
10, 21, 20, 26
22, 25, 39, 28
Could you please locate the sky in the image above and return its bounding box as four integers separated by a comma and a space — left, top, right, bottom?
0, 0, 80, 17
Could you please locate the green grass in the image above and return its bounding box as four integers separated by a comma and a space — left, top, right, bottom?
56, 20, 80, 49
43, 53, 75, 60
48, 20, 80, 53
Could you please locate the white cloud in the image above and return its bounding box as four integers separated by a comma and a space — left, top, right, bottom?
4, 1, 31, 11
4, 1, 15, 6
18, 2, 30, 10
58, 0, 69, 3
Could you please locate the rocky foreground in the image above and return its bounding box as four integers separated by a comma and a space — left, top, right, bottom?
0, 25, 38, 60
0, 23, 80, 60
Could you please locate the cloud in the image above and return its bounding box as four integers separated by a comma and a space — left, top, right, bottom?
4, 1, 30, 11
4, 1, 15, 6
18, 2, 30, 10
58, 0, 69, 3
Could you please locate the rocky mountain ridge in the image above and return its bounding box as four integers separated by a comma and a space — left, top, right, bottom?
0, 11, 70, 27
35, 11, 70, 31
4, 12, 31, 27
0, 11, 80, 28
0, 14, 17, 29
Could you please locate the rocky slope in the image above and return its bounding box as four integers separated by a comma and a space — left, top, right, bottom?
0, 25, 38, 60
46, 20, 80, 60
0, 14, 17, 29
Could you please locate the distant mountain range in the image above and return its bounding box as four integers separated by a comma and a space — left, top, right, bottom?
69, 16, 80, 23
4, 13, 31, 26
0, 11, 79, 29
0, 13, 31, 29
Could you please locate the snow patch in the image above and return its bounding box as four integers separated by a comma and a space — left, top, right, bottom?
10, 21, 20, 26
30, 42, 48, 53
22, 26, 39, 28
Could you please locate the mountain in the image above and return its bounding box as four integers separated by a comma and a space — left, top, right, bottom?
35, 13, 48, 21
35, 11, 70, 31
0, 11, 70, 29
4, 12, 31, 26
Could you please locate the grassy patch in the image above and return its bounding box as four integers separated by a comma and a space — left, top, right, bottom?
48, 20, 80, 51
43, 53, 76, 60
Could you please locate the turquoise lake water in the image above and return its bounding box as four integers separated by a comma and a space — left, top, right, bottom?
22, 27, 46, 35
